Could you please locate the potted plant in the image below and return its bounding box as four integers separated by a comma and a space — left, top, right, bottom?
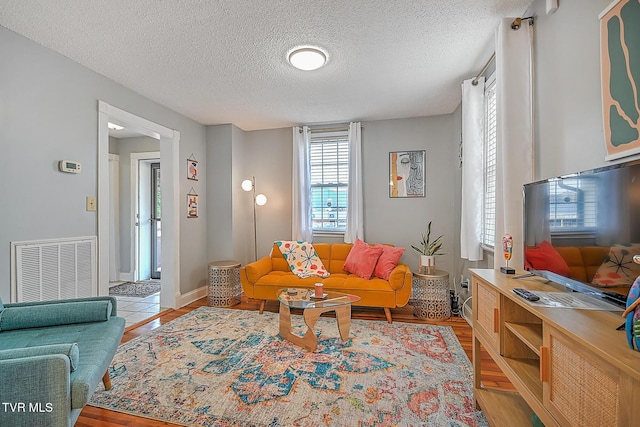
411, 221, 444, 273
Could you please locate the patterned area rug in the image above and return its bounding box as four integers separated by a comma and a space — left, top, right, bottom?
109, 280, 161, 298
90, 307, 487, 426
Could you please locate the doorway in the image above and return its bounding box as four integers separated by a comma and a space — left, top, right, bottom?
110, 151, 161, 327
132, 154, 161, 282
150, 162, 161, 280
98, 101, 180, 309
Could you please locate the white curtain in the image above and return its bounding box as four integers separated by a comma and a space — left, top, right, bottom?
344, 122, 363, 243
494, 18, 534, 270
460, 77, 485, 262
292, 126, 313, 242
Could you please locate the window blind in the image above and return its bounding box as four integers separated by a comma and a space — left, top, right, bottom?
548, 177, 598, 231
483, 77, 497, 248
310, 134, 349, 232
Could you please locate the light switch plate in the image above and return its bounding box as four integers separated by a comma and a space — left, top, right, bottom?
546, 0, 558, 14
86, 196, 96, 212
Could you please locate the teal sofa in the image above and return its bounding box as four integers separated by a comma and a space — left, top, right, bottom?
0, 296, 126, 427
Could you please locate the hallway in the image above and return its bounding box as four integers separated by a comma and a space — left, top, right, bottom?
113, 292, 161, 327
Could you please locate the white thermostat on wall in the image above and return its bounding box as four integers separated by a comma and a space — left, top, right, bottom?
59, 160, 82, 174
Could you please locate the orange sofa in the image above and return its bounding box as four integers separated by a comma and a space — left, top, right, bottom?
240, 243, 412, 323
552, 246, 610, 284
528, 245, 631, 295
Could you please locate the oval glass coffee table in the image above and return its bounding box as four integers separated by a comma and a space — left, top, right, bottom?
277, 288, 361, 352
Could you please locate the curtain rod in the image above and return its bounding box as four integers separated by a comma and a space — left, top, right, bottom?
470, 16, 533, 86
298, 125, 363, 133
310, 126, 348, 133
471, 52, 495, 86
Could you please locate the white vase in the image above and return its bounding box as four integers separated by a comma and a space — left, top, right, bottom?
420, 255, 436, 274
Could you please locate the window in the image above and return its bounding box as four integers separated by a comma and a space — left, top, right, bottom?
482, 74, 497, 248
309, 131, 349, 233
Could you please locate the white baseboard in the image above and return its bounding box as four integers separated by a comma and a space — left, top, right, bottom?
461, 296, 473, 327
119, 272, 134, 282
176, 286, 208, 308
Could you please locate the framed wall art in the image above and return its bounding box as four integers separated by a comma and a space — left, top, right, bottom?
187, 190, 198, 219
600, 0, 640, 160
187, 155, 199, 181
389, 150, 425, 198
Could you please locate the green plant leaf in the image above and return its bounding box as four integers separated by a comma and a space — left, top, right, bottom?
412, 221, 444, 255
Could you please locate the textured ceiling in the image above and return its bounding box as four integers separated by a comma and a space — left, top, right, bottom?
1, 0, 533, 131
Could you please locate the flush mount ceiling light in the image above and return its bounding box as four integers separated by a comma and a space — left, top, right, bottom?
288, 47, 327, 71
107, 122, 124, 131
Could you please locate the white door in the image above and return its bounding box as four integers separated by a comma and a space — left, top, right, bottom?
136, 159, 155, 281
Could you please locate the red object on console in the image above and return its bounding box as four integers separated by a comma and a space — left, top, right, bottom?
525, 240, 571, 277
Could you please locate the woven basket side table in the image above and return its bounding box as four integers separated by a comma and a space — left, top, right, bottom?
412, 268, 451, 320
207, 260, 242, 307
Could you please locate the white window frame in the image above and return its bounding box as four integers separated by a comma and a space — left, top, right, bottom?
482, 72, 497, 249
309, 130, 350, 235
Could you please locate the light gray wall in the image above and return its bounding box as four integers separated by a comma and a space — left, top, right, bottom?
235, 117, 462, 275
231, 125, 253, 264
206, 124, 234, 263
530, 0, 624, 179
0, 26, 207, 301
206, 124, 258, 266
240, 127, 293, 265
362, 115, 459, 274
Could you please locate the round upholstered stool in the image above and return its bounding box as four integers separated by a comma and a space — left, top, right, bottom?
207, 260, 242, 307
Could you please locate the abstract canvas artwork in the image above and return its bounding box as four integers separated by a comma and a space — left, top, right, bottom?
389, 150, 425, 198
600, 0, 640, 160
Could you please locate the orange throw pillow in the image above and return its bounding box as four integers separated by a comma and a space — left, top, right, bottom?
525, 240, 571, 277
344, 239, 384, 279
373, 245, 405, 280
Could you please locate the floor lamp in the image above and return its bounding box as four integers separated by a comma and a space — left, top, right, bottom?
242, 177, 267, 261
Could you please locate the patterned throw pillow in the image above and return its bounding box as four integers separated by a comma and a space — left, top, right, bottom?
592, 243, 640, 287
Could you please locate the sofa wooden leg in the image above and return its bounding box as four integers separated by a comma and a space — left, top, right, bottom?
102, 370, 112, 390
259, 300, 266, 314
384, 308, 393, 324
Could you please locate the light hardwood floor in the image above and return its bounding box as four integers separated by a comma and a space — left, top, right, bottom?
77, 297, 513, 427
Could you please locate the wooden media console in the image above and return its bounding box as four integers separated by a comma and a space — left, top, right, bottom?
471, 269, 640, 427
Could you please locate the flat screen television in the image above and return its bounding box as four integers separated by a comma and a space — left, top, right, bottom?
523, 160, 640, 307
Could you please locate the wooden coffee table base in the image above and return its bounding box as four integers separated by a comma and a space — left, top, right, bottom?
279, 302, 352, 352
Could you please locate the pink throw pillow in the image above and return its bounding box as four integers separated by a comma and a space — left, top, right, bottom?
374, 245, 405, 280
343, 239, 384, 279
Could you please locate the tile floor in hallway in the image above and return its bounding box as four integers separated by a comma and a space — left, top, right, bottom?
114, 293, 161, 327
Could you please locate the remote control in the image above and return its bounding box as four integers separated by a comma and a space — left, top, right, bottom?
512, 288, 540, 302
